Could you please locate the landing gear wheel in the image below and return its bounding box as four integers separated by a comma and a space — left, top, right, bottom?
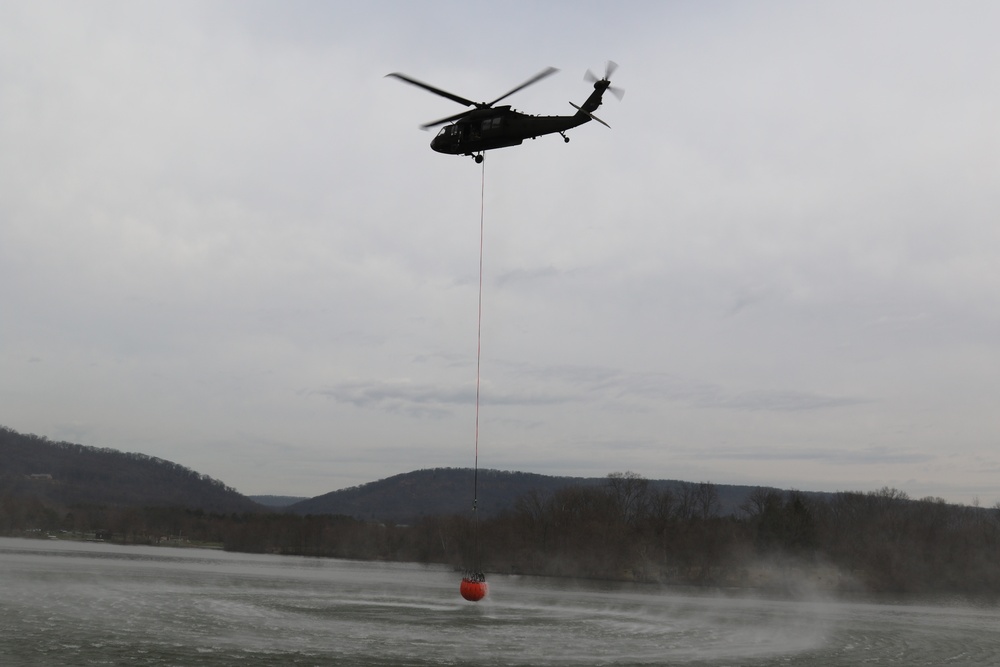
559, 131, 570, 143
474, 154, 484, 164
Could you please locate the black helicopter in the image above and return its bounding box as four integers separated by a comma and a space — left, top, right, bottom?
387, 62, 623, 163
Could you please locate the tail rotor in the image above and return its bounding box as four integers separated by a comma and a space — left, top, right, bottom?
585, 60, 625, 100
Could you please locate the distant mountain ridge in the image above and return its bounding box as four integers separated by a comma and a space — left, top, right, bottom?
289, 468, 596, 521
287, 468, 826, 522
0, 426, 261, 514
249, 495, 308, 507
1, 425, 833, 523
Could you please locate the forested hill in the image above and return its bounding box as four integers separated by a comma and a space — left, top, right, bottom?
0, 424, 828, 522
289, 468, 596, 521
288, 468, 805, 522
0, 426, 260, 514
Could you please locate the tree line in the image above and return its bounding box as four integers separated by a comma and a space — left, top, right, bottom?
3, 471, 998, 597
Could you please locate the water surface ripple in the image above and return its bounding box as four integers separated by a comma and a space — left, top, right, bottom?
1, 537, 996, 666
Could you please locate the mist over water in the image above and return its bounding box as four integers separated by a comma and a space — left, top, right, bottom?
1, 537, 997, 666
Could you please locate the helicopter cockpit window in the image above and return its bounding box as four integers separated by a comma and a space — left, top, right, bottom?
436, 126, 451, 138
481, 118, 502, 132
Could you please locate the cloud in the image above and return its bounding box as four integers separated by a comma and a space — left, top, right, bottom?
315, 377, 579, 417
316, 379, 469, 408
495, 265, 566, 287
699, 390, 867, 413
317, 362, 867, 422
691, 444, 932, 467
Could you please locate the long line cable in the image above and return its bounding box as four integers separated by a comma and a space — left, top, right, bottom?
472, 155, 485, 573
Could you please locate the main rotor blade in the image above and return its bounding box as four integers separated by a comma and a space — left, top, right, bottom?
385, 72, 477, 108
487, 66, 559, 106
421, 109, 474, 130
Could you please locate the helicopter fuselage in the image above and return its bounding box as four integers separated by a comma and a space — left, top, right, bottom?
430, 107, 588, 156
388, 64, 618, 161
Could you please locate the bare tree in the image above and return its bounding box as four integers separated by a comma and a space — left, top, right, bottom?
694, 481, 720, 520
605, 471, 650, 526
739, 487, 783, 520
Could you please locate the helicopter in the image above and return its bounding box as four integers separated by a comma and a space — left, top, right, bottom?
386, 62, 623, 163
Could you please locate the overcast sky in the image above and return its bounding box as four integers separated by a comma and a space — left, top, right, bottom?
2, 1, 998, 504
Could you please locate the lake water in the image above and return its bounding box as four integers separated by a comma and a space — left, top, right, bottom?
1, 536, 997, 666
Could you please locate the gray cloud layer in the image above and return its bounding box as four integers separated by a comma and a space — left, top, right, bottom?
2, 1, 998, 503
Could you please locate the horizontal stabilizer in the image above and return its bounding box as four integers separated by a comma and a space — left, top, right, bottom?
570, 102, 610, 128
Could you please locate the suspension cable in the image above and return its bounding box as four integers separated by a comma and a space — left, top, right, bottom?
473, 154, 485, 572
